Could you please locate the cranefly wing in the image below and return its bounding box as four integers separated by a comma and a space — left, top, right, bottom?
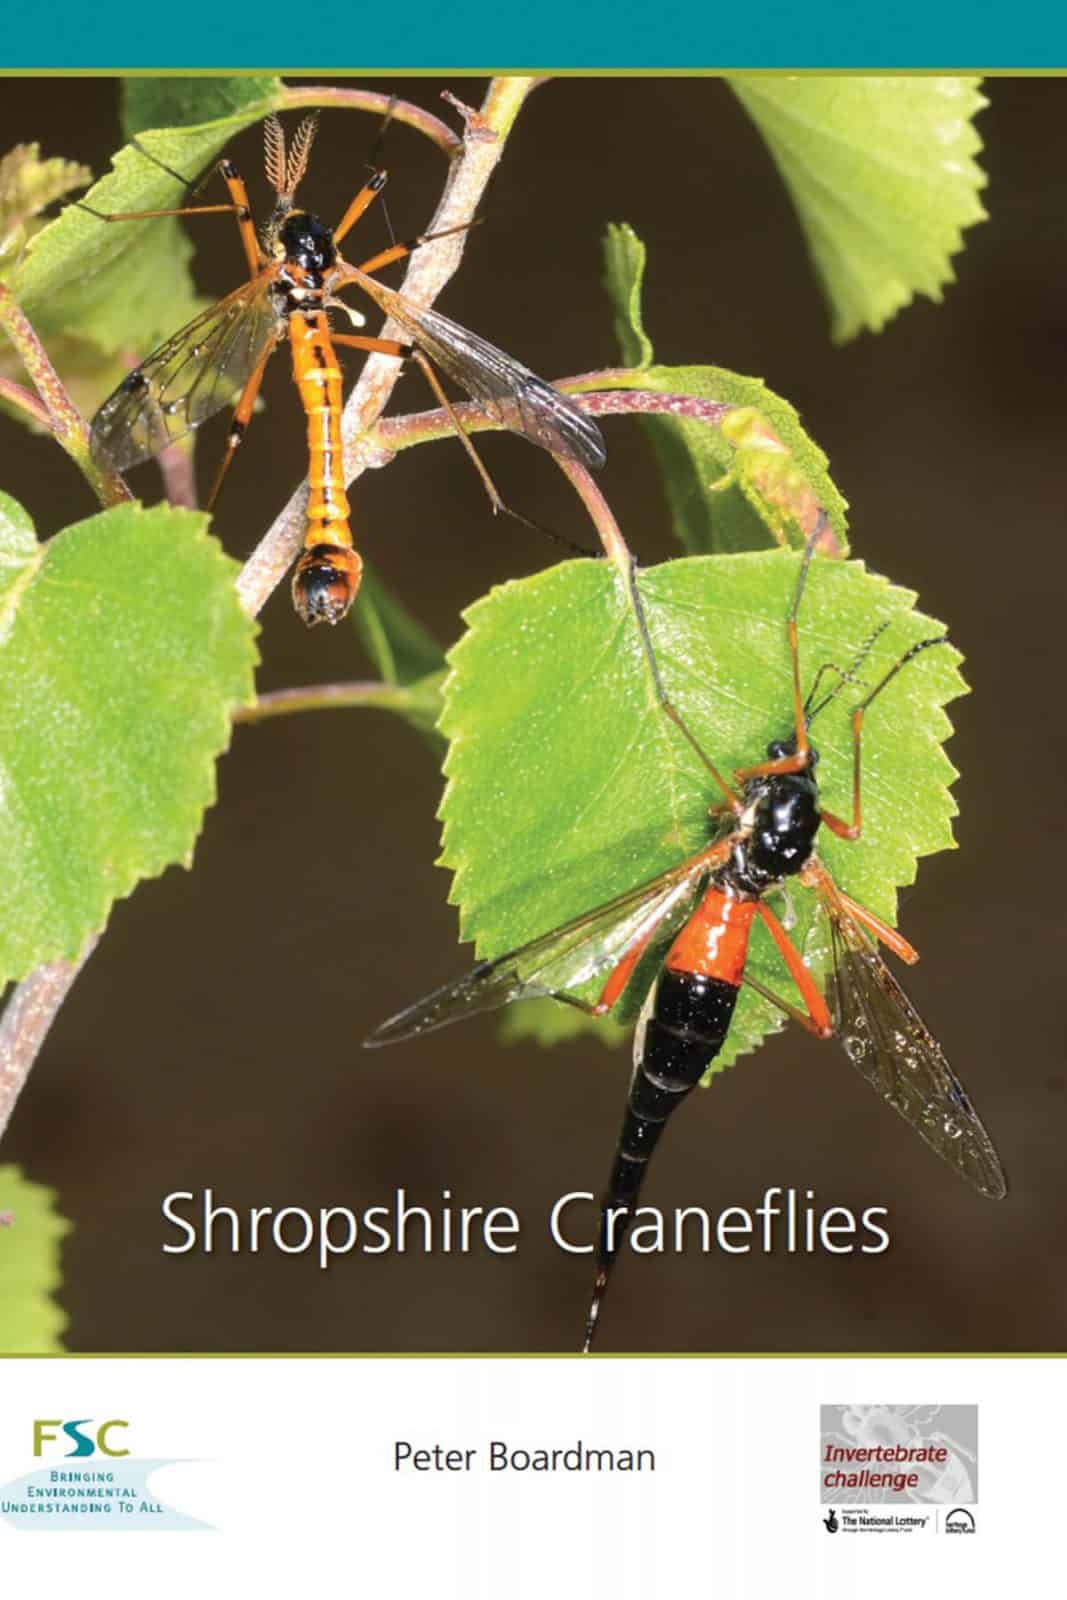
345, 269, 606, 469
365, 850, 724, 1047
821, 885, 1007, 1200
90, 274, 283, 472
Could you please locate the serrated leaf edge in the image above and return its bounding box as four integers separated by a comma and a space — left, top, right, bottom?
3, 504, 259, 976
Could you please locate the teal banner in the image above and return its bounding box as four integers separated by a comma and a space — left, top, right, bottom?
7, 0, 1067, 69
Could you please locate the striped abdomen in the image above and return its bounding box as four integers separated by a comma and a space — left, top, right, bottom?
584, 887, 756, 1348
289, 310, 362, 626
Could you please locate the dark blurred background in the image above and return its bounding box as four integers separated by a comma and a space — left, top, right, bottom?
0, 76, 1062, 1353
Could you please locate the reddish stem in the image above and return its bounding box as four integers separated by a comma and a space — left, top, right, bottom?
0, 373, 50, 430
157, 441, 198, 510
234, 679, 437, 722
0, 941, 100, 1143
373, 386, 736, 455
0, 282, 128, 508
280, 85, 462, 160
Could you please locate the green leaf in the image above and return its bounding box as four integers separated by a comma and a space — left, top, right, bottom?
121, 76, 282, 138
0, 337, 130, 442
0, 1166, 70, 1353
0, 143, 92, 267
598, 227, 847, 555
0, 490, 38, 631
602, 223, 653, 369
7, 83, 283, 365
499, 996, 629, 1050
353, 560, 446, 687
438, 552, 964, 1070
382, 668, 449, 742
345, 564, 446, 744
0, 147, 100, 414
0, 496, 258, 984
578, 362, 849, 558
729, 76, 988, 342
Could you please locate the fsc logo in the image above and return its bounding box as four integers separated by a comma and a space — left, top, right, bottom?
33, 1420, 130, 1458
1, 1417, 212, 1531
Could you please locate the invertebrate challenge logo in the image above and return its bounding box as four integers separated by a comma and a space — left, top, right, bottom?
819, 1404, 978, 1536
0, 1418, 212, 1531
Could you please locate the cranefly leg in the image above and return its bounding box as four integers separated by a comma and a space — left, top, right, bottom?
820, 637, 947, 842
330, 329, 593, 558
734, 520, 829, 784
206, 336, 279, 510
78, 154, 262, 277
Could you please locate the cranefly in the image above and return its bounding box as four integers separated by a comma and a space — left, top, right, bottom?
85, 113, 605, 625
366, 533, 1006, 1349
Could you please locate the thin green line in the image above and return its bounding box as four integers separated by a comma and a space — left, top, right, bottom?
1, 1350, 1063, 1360
0, 68, 1063, 78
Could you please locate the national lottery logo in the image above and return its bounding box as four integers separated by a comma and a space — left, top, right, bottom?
819, 1404, 979, 1535
0, 1418, 213, 1532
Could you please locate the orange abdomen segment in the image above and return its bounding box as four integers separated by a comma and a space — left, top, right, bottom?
665, 888, 756, 984
289, 311, 362, 626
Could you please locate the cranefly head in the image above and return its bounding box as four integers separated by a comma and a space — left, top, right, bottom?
263, 112, 324, 256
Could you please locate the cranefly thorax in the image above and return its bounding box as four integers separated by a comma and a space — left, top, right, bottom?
719, 767, 822, 898
268, 209, 337, 319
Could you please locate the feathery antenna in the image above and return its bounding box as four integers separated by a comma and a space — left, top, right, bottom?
285, 113, 320, 197
263, 114, 287, 195
263, 112, 320, 201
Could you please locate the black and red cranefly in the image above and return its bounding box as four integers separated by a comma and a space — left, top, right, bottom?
84, 113, 605, 626
366, 536, 1006, 1350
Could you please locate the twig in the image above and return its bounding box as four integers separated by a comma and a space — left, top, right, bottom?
0, 83, 538, 1146
0, 279, 131, 1147
234, 677, 440, 723
372, 385, 737, 455
234, 77, 537, 620
0, 940, 99, 1143
573, 388, 735, 425
156, 440, 198, 511
280, 85, 462, 161
552, 456, 632, 574
0, 373, 50, 430
370, 379, 839, 556
0, 282, 128, 509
